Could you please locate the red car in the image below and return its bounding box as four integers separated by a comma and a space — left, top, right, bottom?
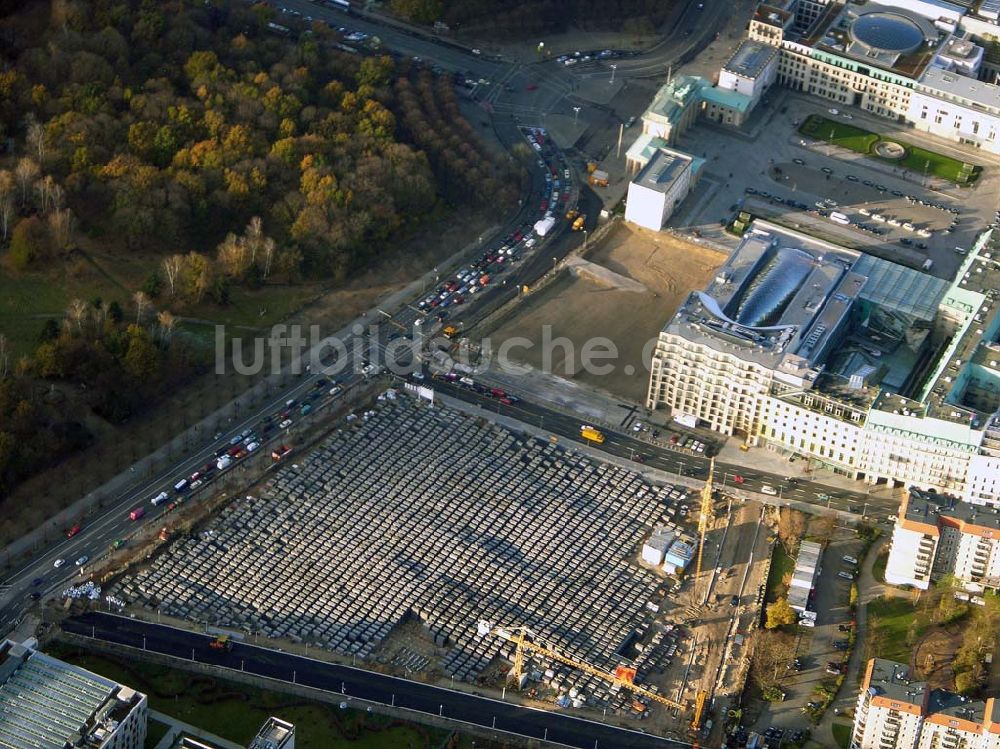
526, 83, 538, 91
66, 524, 82, 539
734, 475, 745, 484
513, 231, 523, 242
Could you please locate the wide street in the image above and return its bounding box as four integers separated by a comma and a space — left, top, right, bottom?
63, 612, 691, 749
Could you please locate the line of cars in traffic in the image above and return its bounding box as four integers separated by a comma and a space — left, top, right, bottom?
416, 126, 574, 321
50, 376, 347, 575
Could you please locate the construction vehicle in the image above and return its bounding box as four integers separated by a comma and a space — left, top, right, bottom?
565, 208, 579, 221
588, 169, 609, 187
271, 444, 292, 462
695, 459, 715, 601
158, 527, 171, 542
571, 215, 586, 232
586, 162, 598, 174
443, 325, 460, 339
209, 634, 233, 651
477, 621, 686, 712
580, 425, 605, 444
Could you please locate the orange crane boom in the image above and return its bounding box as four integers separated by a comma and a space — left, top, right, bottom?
478, 621, 686, 712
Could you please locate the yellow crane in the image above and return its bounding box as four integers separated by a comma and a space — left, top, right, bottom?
694, 457, 715, 594
691, 689, 709, 731
477, 621, 686, 712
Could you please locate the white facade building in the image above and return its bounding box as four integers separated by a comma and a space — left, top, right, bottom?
886, 488, 1000, 591
647, 222, 1000, 505
0, 638, 148, 749
624, 147, 698, 231
739, 0, 1000, 155
852, 659, 1000, 749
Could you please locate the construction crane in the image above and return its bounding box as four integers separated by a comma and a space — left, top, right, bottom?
477, 621, 686, 712
694, 457, 716, 594
691, 689, 709, 731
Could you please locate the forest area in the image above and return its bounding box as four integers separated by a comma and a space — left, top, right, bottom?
390, 0, 675, 36
0, 0, 520, 506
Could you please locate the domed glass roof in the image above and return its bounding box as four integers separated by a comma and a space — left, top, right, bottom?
851, 12, 924, 54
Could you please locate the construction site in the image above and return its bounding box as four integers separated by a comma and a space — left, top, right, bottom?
93, 392, 772, 741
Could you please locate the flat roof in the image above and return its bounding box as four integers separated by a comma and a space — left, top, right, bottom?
920, 66, 1000, 113
723, 40, 778, 79
0, 642, 133, 749
863, 658, 928, 707
699, 86, 754, 113
902, 487, 1000, 535
634, 149, 692, 194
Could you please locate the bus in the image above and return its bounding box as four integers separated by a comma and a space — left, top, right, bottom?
324, 0, 350, 11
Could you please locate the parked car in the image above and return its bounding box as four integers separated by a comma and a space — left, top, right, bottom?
838, 571, 855, 580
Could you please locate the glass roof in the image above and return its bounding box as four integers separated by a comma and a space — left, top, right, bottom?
851, 12, 924, 54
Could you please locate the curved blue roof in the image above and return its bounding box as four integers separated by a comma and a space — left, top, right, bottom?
735, 248, 814, 328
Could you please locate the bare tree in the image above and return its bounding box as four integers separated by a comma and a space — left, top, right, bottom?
14, 158, 39, 206
25, 116, 46, 164
47, 207, 74, 250
748, 630, 797, 692
66, 298, 88, 334
261, 237, 276, 280
777, 507, 806, 553
34, 175, 60, 214
132, 290, 149, 325
157, 310, 176, 343
0, 170, 13, 240
162, 255, 184, 297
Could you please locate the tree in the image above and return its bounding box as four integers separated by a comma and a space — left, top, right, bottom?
25, 116, 47, 164
766, 598, 797, 629
14, 158, 39, 206
123, 325, 158, 381
8, 216, 49, 271
48, 208, 74, 251
132, 290, 149, 324
157, 310, 176, 343
749, 630, 797, 692
777, 507, 806, 553
0, 170, 13, 241
162, 255, 184, 297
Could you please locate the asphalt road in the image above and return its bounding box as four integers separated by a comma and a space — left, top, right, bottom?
429, 379, 897, 521
64, 612, 692, 749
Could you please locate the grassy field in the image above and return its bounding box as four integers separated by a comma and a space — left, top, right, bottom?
49, 644, 455, 749
765, 542, 795, 604
832, 722, 853, 749
799, 115, 981, 184
866, 596, 923, 664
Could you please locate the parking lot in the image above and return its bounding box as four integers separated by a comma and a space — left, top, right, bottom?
109, 393, 707, 723
672, 90, 999, 280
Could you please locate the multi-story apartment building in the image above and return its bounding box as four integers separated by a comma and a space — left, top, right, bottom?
646, 222, 1000, 506
886, 488, 1000, 591
852, 659, 1000, 749
0, 638, 148, 749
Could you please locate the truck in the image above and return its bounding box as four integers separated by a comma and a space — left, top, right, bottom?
442, 325, 460, 339
829, 211, 850, 226
209, 634, 233, 651
922, 258, 934, 271
572, 215, 586, 231
129, 507, 145, 522
533, 216, 556, 237
271, 445, 292, 462
580, 425, 605, 444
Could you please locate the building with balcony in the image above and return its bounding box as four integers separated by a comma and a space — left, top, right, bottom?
851, 659, 1000, 749
886, 487, 1000, 591
0, 638, 148, 749
646, 221, 1000, 507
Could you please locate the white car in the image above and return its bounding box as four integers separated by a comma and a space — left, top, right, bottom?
329, 386, 342, 396
53, 558, 65, 569
828, 108, 839, 115
838, 571, 854, 580
842, 555, 859, 565
75, 555, 89, 567
246, 441, 260, 453
279, 419, 293, 429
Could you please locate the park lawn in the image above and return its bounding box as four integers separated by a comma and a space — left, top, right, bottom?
144, 719, 170, 749
872, 550, 888, 585
866, 596, 923, 663
50, 645, 446, 748
832, 722, 853, 749
799, 115, 980, 184
765, 542, 795, 603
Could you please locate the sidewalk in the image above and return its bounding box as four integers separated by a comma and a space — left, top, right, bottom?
150, 709, 244, 749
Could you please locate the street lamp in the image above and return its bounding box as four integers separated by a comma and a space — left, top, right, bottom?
610, 64, 617, 85
573, 106, 581, 125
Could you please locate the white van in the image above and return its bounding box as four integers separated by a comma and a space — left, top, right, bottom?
151, 491, 170, 506
761, 485, 778, 496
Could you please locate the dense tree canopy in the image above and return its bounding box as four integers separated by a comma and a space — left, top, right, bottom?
392, 0, 674, 36
0, 0, 444, 280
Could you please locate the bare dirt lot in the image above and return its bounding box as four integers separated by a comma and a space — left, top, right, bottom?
487, 224, 726, 402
